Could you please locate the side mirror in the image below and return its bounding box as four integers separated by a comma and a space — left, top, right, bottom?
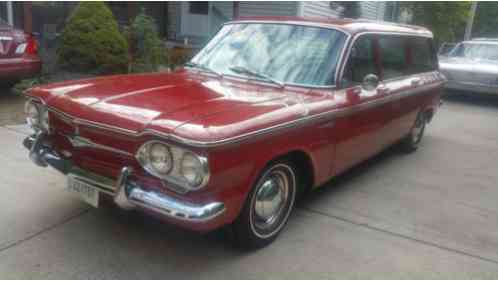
362, 74, 379, 91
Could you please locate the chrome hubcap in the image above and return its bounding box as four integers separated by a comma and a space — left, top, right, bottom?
412, 117, 424, 143
254, 171, 288, 228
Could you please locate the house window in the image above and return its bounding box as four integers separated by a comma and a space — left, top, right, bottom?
189, 2, 208, 15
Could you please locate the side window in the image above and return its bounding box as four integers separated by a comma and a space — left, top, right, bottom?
342, 35, 379, 86
378, 36, 408, 80
408, 37, 437, 74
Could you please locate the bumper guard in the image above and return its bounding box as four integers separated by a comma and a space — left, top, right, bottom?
23, 133, 225, 223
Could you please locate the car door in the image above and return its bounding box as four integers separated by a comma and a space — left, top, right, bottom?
375, 35, 414, 146
382, 36, 439, 142
333, 34, 392, 175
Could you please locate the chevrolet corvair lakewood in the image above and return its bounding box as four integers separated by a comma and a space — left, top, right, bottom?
23, 18, 445, 248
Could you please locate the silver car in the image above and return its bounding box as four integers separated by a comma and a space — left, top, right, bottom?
439, 38, 498, 94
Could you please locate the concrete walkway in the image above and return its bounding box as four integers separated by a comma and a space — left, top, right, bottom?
0, 96, 497, 278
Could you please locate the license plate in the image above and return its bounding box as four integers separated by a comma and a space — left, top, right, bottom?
67, 176, 99, 208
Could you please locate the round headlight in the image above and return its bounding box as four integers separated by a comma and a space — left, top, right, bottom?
25, 100, 41, 129
149, 142, 173, 175
180, 152, 205, 187
137, 141, 173, 178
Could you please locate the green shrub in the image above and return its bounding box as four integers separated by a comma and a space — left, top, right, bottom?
126, 8, 168, 73
57, 2, 128, 74
169, 47, 195, 69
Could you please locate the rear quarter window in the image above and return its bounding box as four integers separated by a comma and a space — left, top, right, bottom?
408, 37, 437, 74
378, 36, 408, 80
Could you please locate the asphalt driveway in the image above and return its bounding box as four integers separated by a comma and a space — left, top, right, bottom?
0, 93, 497, 278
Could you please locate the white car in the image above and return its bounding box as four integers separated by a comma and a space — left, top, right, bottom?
439, 38, 498, 95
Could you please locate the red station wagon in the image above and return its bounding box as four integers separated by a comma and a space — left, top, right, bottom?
23, 18, 445, 248
0, 18, 41, 86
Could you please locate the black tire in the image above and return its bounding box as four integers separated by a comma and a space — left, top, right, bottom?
232, 161, 298, 249
400, 112, 426, 153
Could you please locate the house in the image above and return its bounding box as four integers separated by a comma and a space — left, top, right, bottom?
166, 1, 392, 46
1, 2, 393, 43
0, 1, 395, 66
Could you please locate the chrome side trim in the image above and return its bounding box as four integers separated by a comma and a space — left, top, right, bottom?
29, 81, 444, 148
64, 133, 133, 157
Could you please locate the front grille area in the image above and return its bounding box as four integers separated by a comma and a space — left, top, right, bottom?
47, 111, 186, 197
49, 112, 144, 180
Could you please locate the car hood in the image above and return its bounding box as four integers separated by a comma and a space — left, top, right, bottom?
28, 71, 318, 143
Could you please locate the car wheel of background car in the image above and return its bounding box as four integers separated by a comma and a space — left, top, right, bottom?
400, 112, 426, 153
232, 161, 298, 249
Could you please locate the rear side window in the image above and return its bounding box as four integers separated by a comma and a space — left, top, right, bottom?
408, 37, 437, 73
378, 36, 408, 80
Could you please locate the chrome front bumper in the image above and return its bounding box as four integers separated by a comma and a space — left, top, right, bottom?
23, 133, 225, 223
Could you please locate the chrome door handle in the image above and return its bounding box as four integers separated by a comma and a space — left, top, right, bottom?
411, 77, 422, 86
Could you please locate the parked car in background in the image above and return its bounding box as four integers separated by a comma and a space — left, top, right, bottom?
438, 42, 457, 57
22, 18, 444, 248
439, 38, 498, 95
0, 18, 41, 87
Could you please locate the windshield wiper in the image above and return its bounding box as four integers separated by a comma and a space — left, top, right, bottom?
185, 62, 221, 77
229, 65, 285, 88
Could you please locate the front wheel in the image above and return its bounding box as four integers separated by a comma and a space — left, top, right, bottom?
400, 112, 426, 153
232, 161, 298, 249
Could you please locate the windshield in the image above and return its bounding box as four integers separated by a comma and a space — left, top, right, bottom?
190, 23, 347, 86
450, 43, 498, 61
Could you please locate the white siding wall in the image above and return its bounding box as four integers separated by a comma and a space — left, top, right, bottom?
210, 2, 233, 33
300, 1, 341, 19
360, 1, 386, 20
239, 2, 298, 17
167, 2, 180, 40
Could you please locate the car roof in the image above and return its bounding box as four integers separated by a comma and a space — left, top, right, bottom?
228, 16, 433, 38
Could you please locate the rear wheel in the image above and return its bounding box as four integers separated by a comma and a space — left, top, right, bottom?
400, 112, 426, 153
232, 161, 298, 249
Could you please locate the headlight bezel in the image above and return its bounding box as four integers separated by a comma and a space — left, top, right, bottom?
136, 140, 210, 193
136, 141, 174, 178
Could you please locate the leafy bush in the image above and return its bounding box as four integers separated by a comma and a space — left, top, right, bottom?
57, 2, 128, 74
169, 47, 195, 69
126, 8, 168, 73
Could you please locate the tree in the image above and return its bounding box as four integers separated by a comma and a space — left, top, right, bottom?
399, 2, 471, 45
125, 8, 168, 73
473, 2, 498, 38
57, 2, 129, 74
